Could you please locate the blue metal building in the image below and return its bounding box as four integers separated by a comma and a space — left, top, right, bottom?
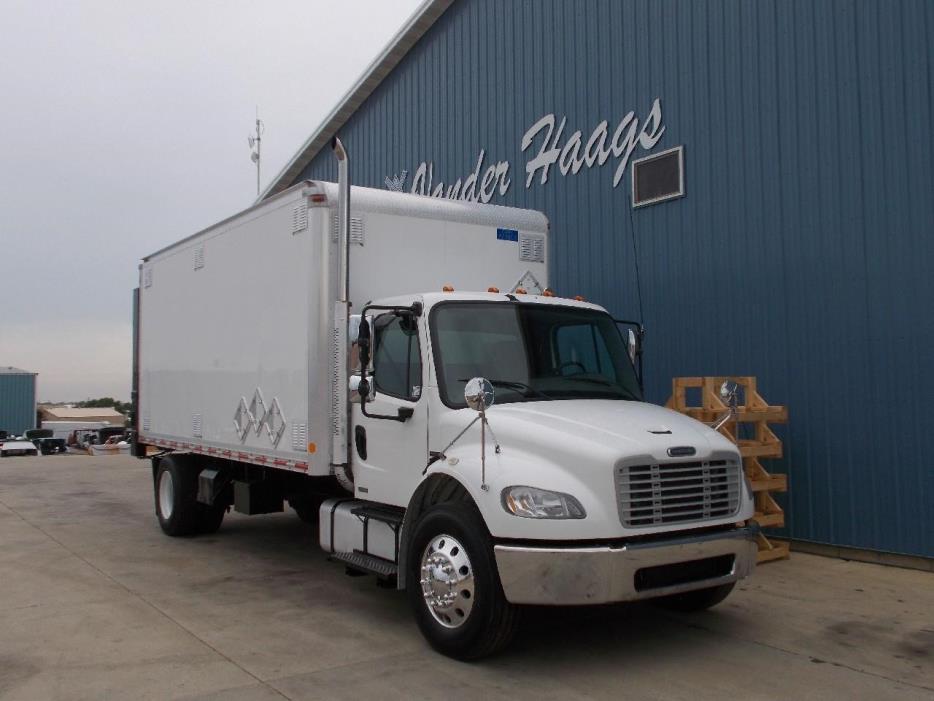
0, 367, 37, 435
261, 0, 934, 560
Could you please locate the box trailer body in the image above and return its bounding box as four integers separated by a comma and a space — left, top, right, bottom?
138, 182, 548, 474
136, 160, 756, 660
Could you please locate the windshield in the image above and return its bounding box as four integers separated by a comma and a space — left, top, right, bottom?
431, 302, 642, 408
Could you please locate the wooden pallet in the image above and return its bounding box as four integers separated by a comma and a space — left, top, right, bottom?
666, 376, 790, 563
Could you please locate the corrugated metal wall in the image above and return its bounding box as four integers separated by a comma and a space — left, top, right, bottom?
293, 0, 934, 558
0, 373, 37, 435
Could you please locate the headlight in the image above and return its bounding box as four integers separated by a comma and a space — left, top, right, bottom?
501, 486, 586, 519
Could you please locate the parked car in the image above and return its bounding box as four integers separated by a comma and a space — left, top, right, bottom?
0, 437, 39, 457
24, 429, 68, 455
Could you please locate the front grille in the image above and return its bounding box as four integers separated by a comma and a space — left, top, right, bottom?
616, 459, 741, 528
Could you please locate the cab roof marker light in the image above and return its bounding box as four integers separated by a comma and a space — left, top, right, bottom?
488, 286, 500, 293
515, 287, 527, 295
542, 288, 556, 297
442, 285, 454, 292
574, 295, 585, 301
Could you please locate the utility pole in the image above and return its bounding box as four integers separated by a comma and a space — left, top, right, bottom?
248, 108, 264, 196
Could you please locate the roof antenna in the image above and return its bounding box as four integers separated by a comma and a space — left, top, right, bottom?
247, 107, 264, 196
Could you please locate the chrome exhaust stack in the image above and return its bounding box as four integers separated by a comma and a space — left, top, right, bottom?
333, 136, 351, 304
331, 136, 353, 492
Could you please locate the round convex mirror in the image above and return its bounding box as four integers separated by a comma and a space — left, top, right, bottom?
464, 377, 495, 412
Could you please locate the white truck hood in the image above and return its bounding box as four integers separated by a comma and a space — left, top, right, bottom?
437, 398, 749, 540
487, 399, 735, 463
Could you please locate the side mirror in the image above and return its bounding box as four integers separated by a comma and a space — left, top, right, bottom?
627, 328, 639, 364
349, 314, 363, 344
356, 316, 372, 370
464, 377, 494, 412
720, 380, 739, 408
349, 375, 375, 404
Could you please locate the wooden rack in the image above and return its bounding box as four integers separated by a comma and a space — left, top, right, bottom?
665, 376, 790, 563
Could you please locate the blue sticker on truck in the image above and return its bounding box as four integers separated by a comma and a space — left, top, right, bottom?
497, 228, 519, 242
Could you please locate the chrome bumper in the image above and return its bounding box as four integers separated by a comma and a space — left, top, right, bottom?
494, 526, 758, 605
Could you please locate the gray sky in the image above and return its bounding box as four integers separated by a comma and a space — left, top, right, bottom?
0, 0, 422, 402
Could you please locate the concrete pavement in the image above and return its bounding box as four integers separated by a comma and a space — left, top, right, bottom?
0, 454, 931, 700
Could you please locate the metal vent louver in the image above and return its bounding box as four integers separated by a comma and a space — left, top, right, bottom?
331, 214, 365, 245
291, 422, 307, 451
519, 233, 545, 263
192, 413, 202, 437
194, 245, 205, 270
142, 415, 151, 431
292, 203, 308, 233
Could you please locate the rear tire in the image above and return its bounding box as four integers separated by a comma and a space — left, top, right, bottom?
653, 582, 736, 612
406, 502, 520, 660
154, 455, 207, 537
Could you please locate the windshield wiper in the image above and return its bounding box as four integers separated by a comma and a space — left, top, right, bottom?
458, 378, 553, 401
568, 376, 641, 401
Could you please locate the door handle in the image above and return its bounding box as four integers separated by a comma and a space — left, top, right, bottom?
355, 425, 367, 461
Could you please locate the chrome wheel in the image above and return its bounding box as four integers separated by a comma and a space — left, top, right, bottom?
158, 468, 174, 520
419, 534, 475, 628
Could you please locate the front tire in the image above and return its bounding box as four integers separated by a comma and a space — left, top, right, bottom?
653, 582, 736, 612
406, 502, 520, 660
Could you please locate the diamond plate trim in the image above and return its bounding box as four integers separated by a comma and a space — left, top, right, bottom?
249, 389, 267, 437
260, 397, 287, 447
233, 396, 254, 442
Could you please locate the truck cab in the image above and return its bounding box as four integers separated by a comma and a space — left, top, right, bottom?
338, 289, 757, 657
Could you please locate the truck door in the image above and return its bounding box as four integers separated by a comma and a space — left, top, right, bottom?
351, 310, 427, 506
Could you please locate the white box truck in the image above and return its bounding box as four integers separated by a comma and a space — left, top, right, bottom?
133, 139, 757, 659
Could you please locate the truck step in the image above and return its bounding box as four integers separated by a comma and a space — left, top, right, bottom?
331, 551, 398, 578
350, 503, 404, 527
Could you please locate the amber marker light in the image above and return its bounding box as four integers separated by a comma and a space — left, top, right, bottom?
515, 287, 527, 294
307, 442, 317, 453
574, 295, 585, 301
488, 286, 500, 293
542, 288, 556, 297
442, 285, 454, 292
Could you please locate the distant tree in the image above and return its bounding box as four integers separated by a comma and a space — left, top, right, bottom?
76, 397, 132, 416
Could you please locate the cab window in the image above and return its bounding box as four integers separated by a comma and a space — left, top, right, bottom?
554, 324, 613, 376
373, 314, 422, 401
